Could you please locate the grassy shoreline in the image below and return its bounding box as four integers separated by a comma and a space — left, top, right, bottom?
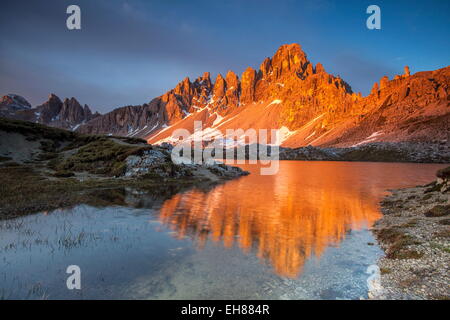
0, 162, 223, 220
0, 117, 248, 219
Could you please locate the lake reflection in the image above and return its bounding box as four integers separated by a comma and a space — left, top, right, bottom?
159, 161, 441, 277
0, 161, 446, 299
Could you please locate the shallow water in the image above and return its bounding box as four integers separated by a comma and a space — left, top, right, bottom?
0, 161, 446, 299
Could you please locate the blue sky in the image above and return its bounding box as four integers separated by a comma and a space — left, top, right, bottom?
1, 0, 449, 113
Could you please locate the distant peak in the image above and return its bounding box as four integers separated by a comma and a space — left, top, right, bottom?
202, 72, 210, 80
225, 70, 238, 82
315, 63, 325, 73
1, 94, 32, 109
215, 73, 224, 81
404, 66, 410, 77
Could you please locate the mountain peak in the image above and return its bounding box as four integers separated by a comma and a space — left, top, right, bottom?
0, 94, 32, 110
258, 43, 310, 80
48, 93, 61, 101
275, 43, 305, 55
315, 63, 325, 73
202, 72, 210, 80
404, 66, 410, 77
0, 92, 98, 131
272, 43, 308, 63
225, 70, 239, 88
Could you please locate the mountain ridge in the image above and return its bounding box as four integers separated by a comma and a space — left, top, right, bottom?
0, 93, 99, 130
77, 43, 363, 142
2, 43, 448, 147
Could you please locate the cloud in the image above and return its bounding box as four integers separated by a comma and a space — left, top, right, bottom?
0, 0, 230, 67
0, 0, 246, 111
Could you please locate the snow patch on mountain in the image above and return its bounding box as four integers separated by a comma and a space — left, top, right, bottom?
277, 126, 298, 144
212, 113, 224, 127
351, 131, 384, 147
266, 99, 282, 108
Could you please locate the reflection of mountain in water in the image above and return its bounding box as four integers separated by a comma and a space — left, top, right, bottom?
158, 162, 391, 277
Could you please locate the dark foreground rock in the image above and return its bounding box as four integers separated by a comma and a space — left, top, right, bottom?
124, 146, 248, 180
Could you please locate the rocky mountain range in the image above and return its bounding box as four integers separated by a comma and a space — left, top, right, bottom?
2, 43, 449, 147
0, 93, 99, 130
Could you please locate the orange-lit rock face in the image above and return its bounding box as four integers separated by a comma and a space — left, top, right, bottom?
155, 43, 355, 128
327, 66, 450, 147
158, 162, 386, 277
224, 71, 240, 111
213, 74, 226, 100
151, 44, 447, 146
262, 43, 309, 80
240, 67, 257, 104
